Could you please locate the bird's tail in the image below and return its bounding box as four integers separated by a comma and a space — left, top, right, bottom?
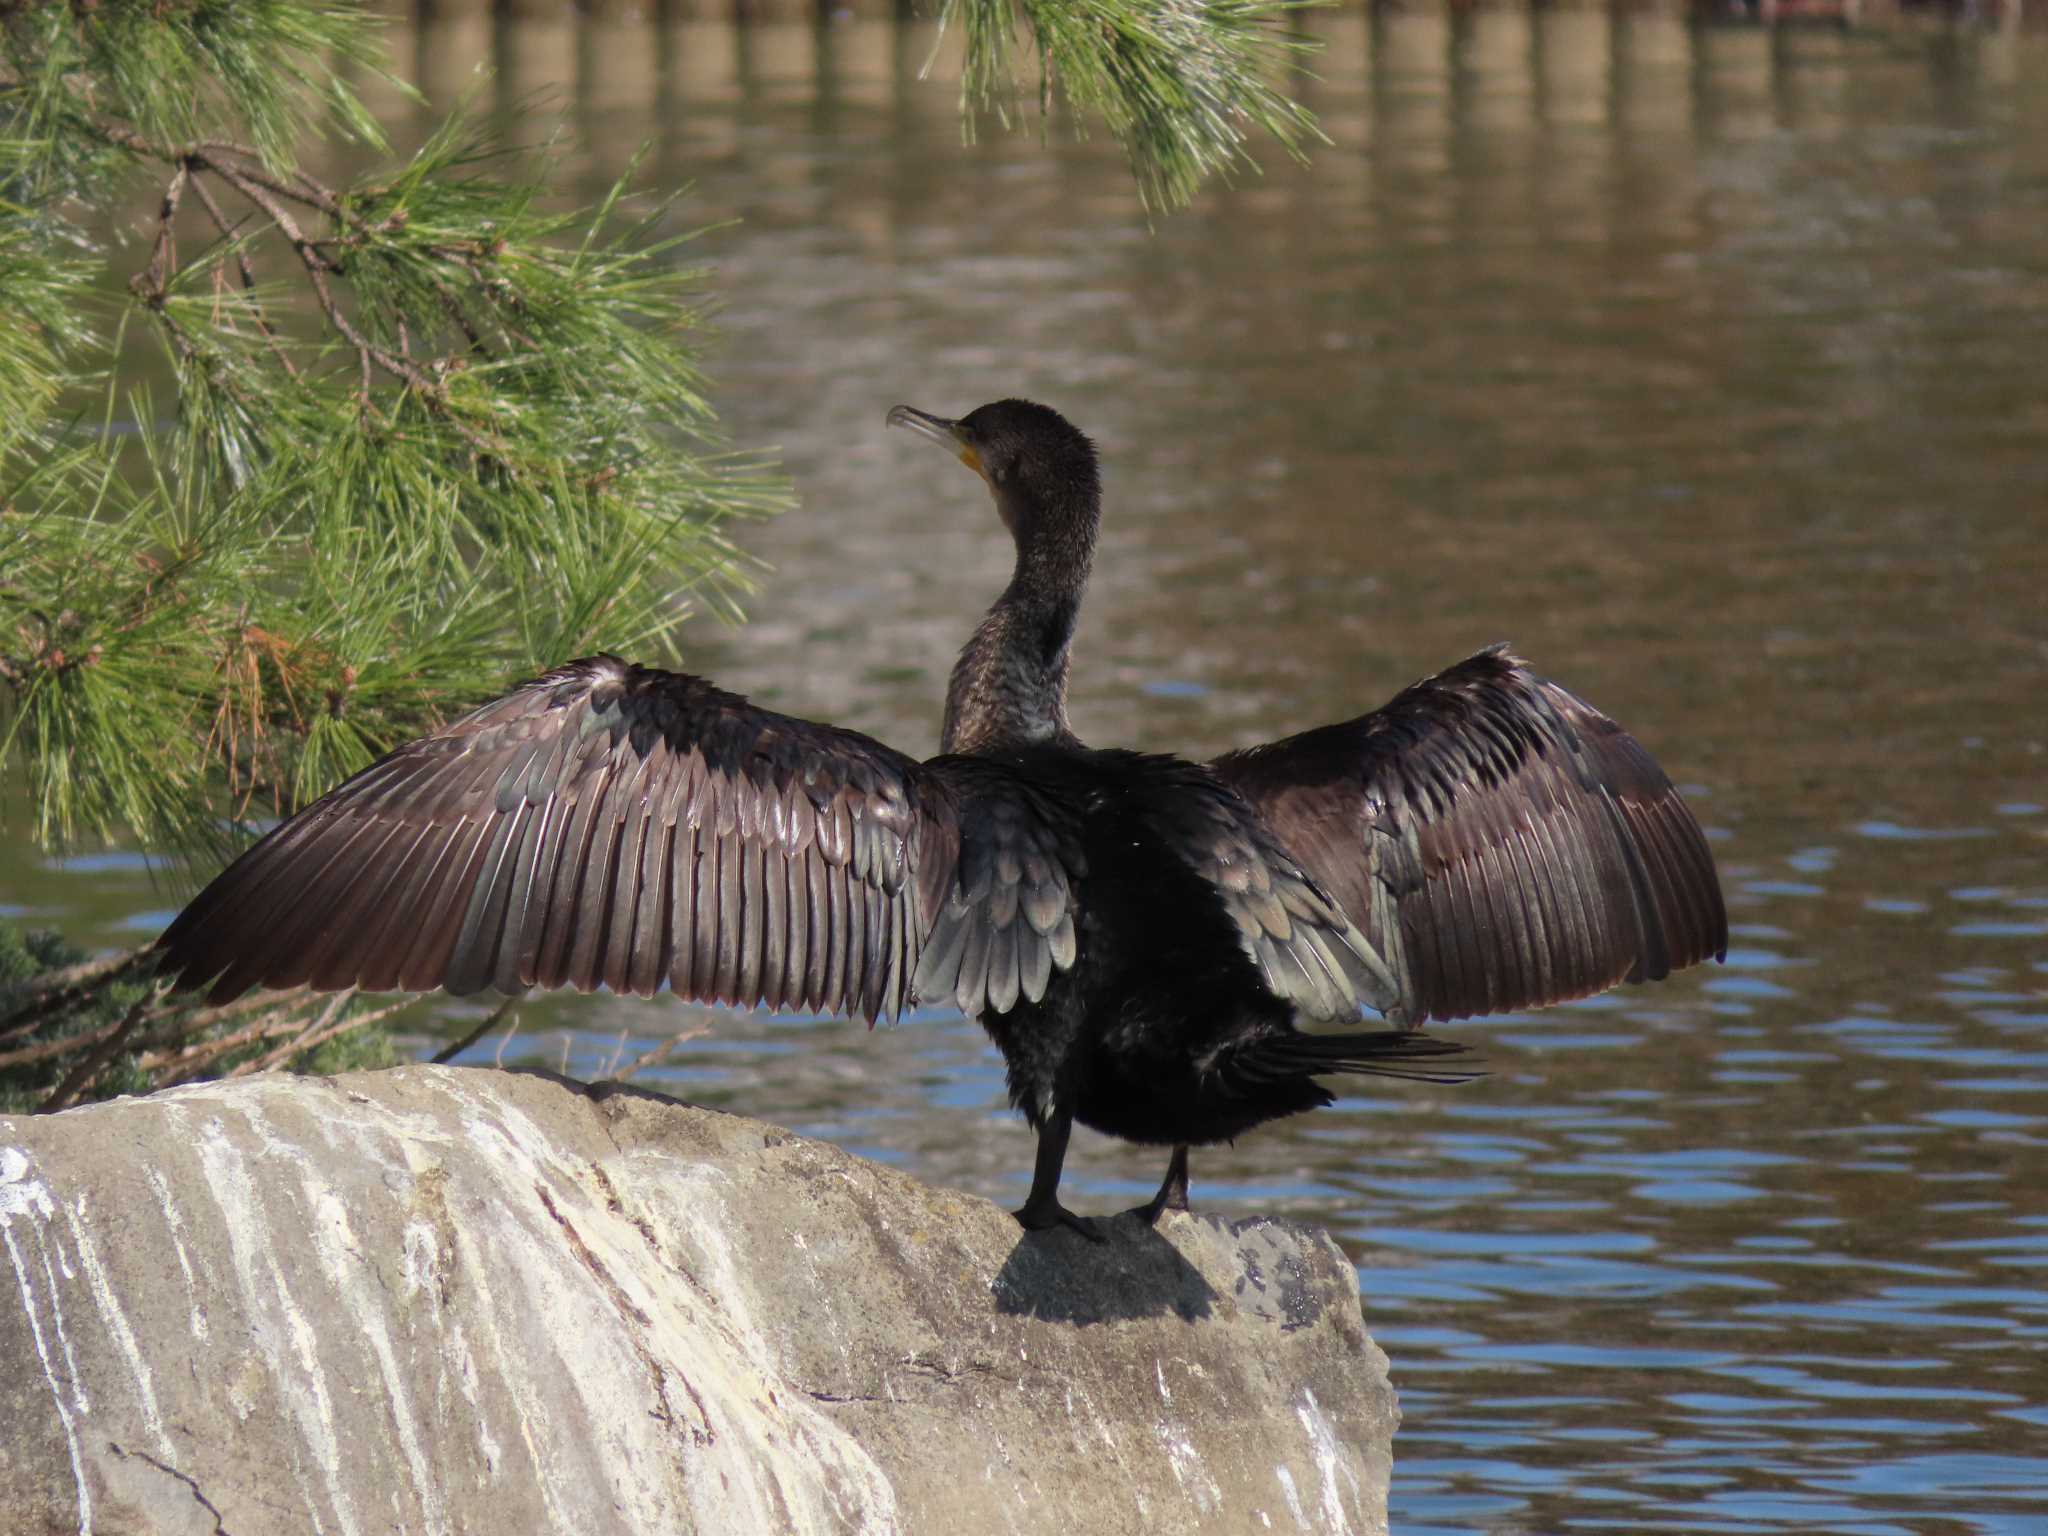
1234, 1029, 1480, 1087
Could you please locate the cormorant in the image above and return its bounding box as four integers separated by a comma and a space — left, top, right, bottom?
155, 399, 1727, 1237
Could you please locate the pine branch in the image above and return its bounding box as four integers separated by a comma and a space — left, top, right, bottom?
93, 120, 475, 421
2, 5, 788, 857
942, 0, 1326, 212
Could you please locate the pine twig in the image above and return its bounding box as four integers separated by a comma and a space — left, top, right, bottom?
187, 171, 300, 379
134, 161, 188, 305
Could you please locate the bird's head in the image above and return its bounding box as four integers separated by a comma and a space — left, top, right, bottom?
887, 398, 1100, 553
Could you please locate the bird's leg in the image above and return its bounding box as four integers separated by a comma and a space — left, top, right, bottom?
1130, 1144, 1191, 1225
1014, 1106, 1104, 1242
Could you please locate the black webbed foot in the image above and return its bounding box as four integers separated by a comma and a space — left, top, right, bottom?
1014, 1199, 1107, 1243
1015, 1107, 1105, 1240
1126, 1145, 1191, 1226
1127, 1190, 1189, 1226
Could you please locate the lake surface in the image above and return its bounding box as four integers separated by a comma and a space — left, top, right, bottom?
5, 9, 2046, 1532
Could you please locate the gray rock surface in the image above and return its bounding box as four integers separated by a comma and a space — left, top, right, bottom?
0, 1064, 1397, 1534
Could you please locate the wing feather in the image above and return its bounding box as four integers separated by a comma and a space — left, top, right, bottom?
801, 851, 829, 1009
1102, 753, 1400, 1023
736, 834, 765, 1005
446, 800, 531, 997
628, 812, 674, 998
711, 829, 742, 1002
859, 882, 889, 1020
397, 815, 497, 993
565, 766, 627, 991
597, 772, 647, 994
334, 818, 445, 994
1214, 645, 1726, 1025
759, 835, 790, 1010
952, 893, 993, 1017
1523, 794, 1595, 997
1498, 821, 1555, 1003
352, 821, 466, 995
667, 820, 698, 1000
534, 762, 609, 990
489, 791, 553, 994
206, 814, 360, 993
294, 818, 422, 992
821, 856, 849, 1008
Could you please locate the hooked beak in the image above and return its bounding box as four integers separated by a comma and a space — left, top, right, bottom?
887, 404, 983, 479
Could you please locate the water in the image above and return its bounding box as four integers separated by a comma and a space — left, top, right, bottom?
5, 10, 2046, 1531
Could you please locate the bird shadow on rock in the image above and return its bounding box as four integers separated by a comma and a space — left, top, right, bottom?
991, 1215, 1219, 1325
576, 1073, 694, 1110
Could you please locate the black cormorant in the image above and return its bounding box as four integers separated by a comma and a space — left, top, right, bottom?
155, 399, 1727, 1236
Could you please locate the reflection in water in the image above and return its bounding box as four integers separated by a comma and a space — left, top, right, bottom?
5, 12, 2046, 1533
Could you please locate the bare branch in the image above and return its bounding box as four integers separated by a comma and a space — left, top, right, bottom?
0, 1008, 132, 1071
37, 994, 154, 1113
232, 993, 414, 1078
0, 947, 153, 1045
610, 1023, 713, 1086
148, 1003, 308, 1086
429, 996, 515, 1066
224, 988, 353, 1078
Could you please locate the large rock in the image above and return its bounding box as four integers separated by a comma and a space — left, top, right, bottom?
0, 1065, 1396, 1535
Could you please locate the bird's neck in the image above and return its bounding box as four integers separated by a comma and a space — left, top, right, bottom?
941, 531, 1092, 756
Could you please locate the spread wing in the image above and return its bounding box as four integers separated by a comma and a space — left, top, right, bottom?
155, 656, 1052, 1023
1210, 646, 1726, 1025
